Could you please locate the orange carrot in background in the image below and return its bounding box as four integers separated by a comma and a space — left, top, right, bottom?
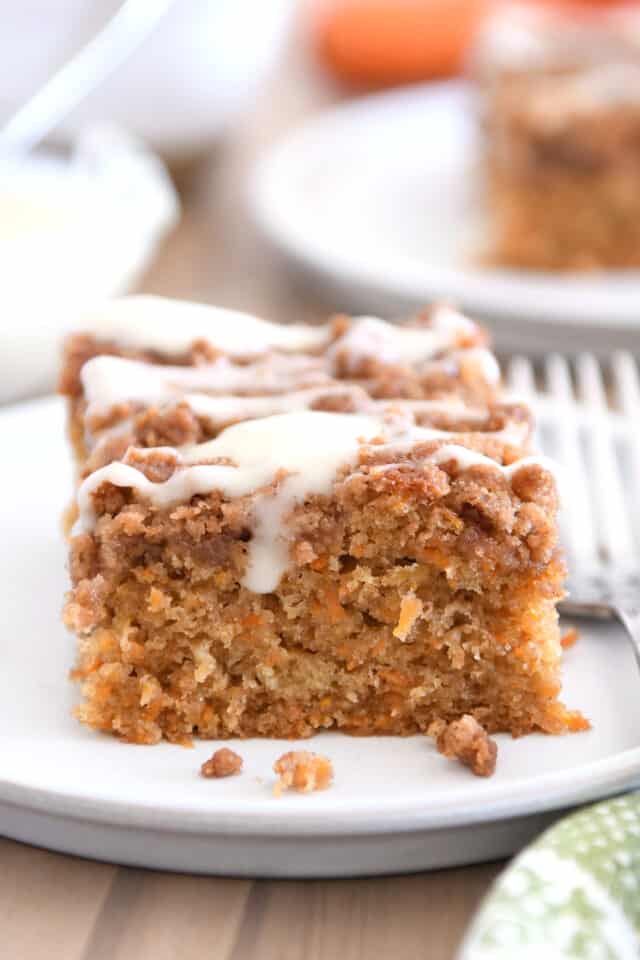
312, 0, 632, 90
313, 0, 495, 89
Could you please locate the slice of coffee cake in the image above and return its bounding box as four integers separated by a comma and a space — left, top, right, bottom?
61, 297, 583, 744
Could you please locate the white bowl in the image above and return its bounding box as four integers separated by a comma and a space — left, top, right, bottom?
1, 0, 296, 155
0, 127, 178, 403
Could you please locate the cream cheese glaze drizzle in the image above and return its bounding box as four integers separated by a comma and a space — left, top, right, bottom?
75, 410, 547, 594
84, 296, 331, 357
77, 411, 379, 593
325, 308, 476, 370
82, 346, 499, 424
73, 299, 534, 593
81, 296, 486, 390
83, 365, 527, 459
81, 353, 331, 419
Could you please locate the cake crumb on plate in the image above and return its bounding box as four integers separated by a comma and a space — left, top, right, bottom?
436, 715, 497, 778
273, 751, 334, 796
200, 747, 243, 778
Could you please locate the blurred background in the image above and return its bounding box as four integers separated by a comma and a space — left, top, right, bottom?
1, 0, 636, 399
4, 5, 640, 958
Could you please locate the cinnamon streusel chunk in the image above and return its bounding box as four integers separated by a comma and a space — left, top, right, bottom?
201, 747, 243, 779
436, 715, 498, 778
273, 751, 334, 796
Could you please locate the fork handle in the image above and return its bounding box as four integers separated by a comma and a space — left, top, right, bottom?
615, 604, 640, 669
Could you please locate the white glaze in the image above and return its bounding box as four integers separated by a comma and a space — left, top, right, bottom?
84, 296, 331, 357
72, 298, 539, 594
82, 349, 498, 429
460, 348, 501, 386
84, 364, 526, 456
429, 303, 475, 334
76, 411, 547, 594
77, 412, 381, 593
82, 297, 479, 370
81, 353, 331, 419
82, 358, 488, 425
184, 385, 368, 425
331, 306, 474, 372
430, 443, 508, 473
80, 301, 490, 422
418, 347, 500, 391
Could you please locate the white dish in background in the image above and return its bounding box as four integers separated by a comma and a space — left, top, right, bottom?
0, 0, 295, 155
0, 128, 178, 404
2, 397, 640, 878
251, 81, 640, 355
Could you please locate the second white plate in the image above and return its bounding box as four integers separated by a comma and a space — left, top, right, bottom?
251, 81, 640, 355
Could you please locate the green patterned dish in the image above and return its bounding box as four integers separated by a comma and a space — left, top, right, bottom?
461, 794, 640, 959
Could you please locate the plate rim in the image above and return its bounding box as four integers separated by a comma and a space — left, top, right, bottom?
1, 743, 640, 838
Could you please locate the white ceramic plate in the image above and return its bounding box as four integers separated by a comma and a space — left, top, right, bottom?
250, 81, 640, 355
2, 397, 640, 878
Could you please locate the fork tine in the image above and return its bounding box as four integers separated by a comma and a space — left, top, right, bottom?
612, 350, 640, 423
544, 354, 599, 575
611, 351, 640, 556
575, 352, 636, 571
506, 355, 539, 446
506, 355, 535, 397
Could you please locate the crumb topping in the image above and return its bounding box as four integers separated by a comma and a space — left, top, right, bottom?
273, 751, 334, 796
200, 747, 243, 778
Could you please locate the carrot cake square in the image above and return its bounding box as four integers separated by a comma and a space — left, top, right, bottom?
60, 296, 583, 744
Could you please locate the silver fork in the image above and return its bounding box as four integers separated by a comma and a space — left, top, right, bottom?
506, 351, 640, 667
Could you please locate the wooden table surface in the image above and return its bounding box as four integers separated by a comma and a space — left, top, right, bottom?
1, 34, 505, 960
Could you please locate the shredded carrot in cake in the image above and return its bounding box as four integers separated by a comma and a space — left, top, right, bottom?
561, 627, 580, 650
565, 711, 591, 733
393, 592, 424, 641
324, 586, 347, 623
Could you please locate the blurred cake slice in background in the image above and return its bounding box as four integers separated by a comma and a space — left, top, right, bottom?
471, 2, 640, 271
